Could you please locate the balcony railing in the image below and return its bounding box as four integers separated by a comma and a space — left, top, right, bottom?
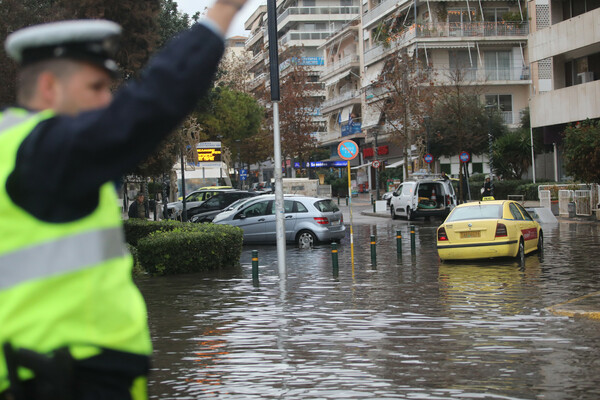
280, 30, 335, 45
245, 27, 265, 47
433, 66, 531, 82
364, 21, 528, 65
320, 54, 360, 79
248, 73, 267, 90
321, 90, 361, 109
363, 0, 407, 27
278, 6, 360, 26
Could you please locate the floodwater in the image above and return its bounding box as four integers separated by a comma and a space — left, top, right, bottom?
137, 219, 600, 399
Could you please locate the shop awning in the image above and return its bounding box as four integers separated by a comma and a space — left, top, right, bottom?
351, 162, 372, 170
385, 156, 418, 168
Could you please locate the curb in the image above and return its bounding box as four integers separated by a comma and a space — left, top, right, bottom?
360, 211, 390, 218
546, 292, 600, 320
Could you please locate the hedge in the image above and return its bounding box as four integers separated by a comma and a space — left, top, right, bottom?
123, 220, 244, 275
466, 178, 559, 200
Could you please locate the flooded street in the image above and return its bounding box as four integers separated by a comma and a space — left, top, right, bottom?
138, 219, 600, 399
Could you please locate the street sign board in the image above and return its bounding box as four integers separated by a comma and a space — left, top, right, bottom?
337, 140, 359, 160
372, 160, 380, 168
424, 153, 433, 164
459, 151, 470, 163
239, 168, 248, 181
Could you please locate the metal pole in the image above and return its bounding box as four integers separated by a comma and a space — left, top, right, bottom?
370, 235, 377, 265
180, 149, 187, 222
347, 163, 355, 268
396, 229, 402, 256
331, 242, 339, 277
488, 112, 494, 182
375, 131, 380, 200
273, 102, 286, 275
530, 125, 536, 183
252, 250, 259, 283
410, 225, 416, 253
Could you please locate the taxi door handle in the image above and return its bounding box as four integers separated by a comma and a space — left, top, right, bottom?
285, 215, 293, 219
258, 218, 265, 222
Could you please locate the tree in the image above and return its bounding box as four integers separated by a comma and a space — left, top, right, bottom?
259, 47, 319, 164
370, 49, 437, 178
562, 119, 600, 183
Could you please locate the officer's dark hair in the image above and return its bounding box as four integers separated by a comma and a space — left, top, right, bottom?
16, 59, 81, 105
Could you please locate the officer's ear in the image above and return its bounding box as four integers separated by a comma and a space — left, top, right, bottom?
37, 71, 61, 108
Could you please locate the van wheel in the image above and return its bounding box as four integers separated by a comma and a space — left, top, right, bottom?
296, 230, 316, 248
407, 207, 414, 221
537, 231, 543, 252
391, 206, 398, 220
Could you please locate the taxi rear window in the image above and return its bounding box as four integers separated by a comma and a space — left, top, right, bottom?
447, 205, 502, 222
314, 200, 339, 212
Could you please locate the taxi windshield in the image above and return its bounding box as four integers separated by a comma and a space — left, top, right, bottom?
447, 204, 502, 222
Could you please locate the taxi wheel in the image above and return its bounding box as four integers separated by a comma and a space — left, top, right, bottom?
391, 206, 398, 220
516, 238, 525, 262
537, 232, 544, 252
407, 207, 414, 221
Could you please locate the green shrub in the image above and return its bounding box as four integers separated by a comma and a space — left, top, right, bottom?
136, 224, 243, 276
123, 219, 183, 246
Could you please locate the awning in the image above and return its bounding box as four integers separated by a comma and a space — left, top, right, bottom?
421, 42, 475, 49
364, 62, 384, 83
361, 108, 382, 130
385, 156, 418, 168
324, 69, 352, 87
351, 162, 371, 170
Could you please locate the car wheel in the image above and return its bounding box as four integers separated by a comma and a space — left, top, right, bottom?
296, 230, 316, 248
516, 238, 525, 263
407, 207, 414, 221
537, 231, 543, 252
391, 206, 397, 220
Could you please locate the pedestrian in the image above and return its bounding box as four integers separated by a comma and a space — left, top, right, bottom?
128, 192, 149, 219
481, 176, 494, 198
0, 1, 246, 398
440, 171, 450, 181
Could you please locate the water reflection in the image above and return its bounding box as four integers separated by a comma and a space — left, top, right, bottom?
138, 220, 600, 399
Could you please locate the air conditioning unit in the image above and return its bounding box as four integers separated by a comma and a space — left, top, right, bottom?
576, 71, 594, 84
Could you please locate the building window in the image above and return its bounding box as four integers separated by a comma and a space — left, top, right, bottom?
485, 94, 513, 124
303, 0, 315, 6
483, 8, 509, 22
484, 51, 511, 80
472, 162, 483, 174
449, 50, 476, 80
441, 164, 451, 174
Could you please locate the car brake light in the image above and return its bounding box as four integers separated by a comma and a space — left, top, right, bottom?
314, 217, 329, 225
437, 227, 448, 241
446, 195, 450, 206
340, 215, 343, 224
495, 223, 508, 237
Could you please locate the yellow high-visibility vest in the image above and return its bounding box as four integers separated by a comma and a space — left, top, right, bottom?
0, 108, 152, 397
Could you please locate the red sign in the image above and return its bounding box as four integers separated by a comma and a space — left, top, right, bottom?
363, 145, 389, 158
372, 160, 380, 168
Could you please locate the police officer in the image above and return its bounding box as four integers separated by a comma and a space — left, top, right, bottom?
0, 0, 246, 398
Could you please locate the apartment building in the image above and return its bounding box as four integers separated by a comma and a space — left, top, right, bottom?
358, 0, 530, 182
528, 0, 600, 181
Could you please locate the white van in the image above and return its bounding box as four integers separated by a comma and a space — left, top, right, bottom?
390, 176, 457, 220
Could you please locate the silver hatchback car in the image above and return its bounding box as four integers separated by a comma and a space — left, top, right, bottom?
212, 195, 346, 246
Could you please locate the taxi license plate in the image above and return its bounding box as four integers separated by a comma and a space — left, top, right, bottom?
330, 220, 340, 226
460, 231, 480, 238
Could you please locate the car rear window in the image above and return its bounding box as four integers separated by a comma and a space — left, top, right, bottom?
314, 200, 339, 212
446, 204, 502, 222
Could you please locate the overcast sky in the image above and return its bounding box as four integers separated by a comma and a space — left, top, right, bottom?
176, 0, 265, 37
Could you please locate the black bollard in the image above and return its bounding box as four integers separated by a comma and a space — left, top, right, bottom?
252, 250, 259, 283
410, 225, 416, 253
331, 242, 339, 277
370, 235, 377, 265
396, 229, 402, 256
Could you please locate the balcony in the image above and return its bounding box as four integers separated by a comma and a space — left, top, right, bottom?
277, 6, 360, 27
245, 27, 265, 48
321, 90, 361, 112
530, 80, 600, 128
364, 22, 528, 65
433, 66, 531, 83
249, 50, 266, 70
280, 30, 335, 46
320, 54, 360, 81
248, 73, 267, 91
363, 0, 410, 28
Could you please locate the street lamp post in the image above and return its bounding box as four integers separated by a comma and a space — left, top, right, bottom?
424, 116, 431, 173
374, 130, 380, 201
485, 104, 496, 183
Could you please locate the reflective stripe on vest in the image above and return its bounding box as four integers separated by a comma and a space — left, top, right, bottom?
0, 227, 127, 290
0, 110, 35, 133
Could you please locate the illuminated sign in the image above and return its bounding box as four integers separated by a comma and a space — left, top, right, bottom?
196, 142, 222, 163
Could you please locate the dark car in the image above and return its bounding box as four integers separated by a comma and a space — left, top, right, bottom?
188, 191, 258, 222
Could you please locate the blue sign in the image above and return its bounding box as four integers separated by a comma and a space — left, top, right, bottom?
239, 168, 248, 181
341, 122, 363, 137
306, 161, 348, 168
294, 162, 301, 168
459, 151, 471, 163
338, 140, 359, 160
424, 153, 434, 164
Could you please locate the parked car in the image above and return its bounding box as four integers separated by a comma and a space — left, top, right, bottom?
382, 191, 393, 207
213, 195, 345, 246
165, 188, 234, 220
436, 199, 543, 261
188, 191, 258, 222
390, 176, 456, 220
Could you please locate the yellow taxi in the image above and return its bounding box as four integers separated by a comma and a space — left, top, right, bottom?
436, 200, 542, 261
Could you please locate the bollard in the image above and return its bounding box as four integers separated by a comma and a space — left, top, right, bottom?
410, 225, 416, 253
337, 196, 340, 205
345, 196, 348, 206
252, 250, 259, 282
396, 230, 402, 255
370, 194, 373, 205
373, 200, 376, 213
331, 242, 339, 276
370, 235, 377, 265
